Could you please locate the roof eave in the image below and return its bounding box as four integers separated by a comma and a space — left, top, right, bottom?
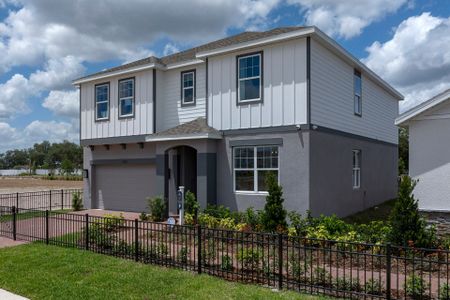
145, 132, 223, 142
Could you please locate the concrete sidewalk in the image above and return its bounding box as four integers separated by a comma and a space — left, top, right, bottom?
0, 289, 28, 300
0, 237, 27, 248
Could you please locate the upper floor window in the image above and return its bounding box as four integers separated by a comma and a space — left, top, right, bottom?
352, 150, 361, 189
181, 70, 196, 106
354, 70, 362, 116
119, 78, 134, 118
234, 145, 278, 193
95, 83, 109, 121
237, 52, 262, 104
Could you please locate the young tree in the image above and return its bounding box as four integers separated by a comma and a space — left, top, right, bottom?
261, 172, 287, 232
398, 128, 409, 175
389, 176, 436, 248
61, 159, 74, 175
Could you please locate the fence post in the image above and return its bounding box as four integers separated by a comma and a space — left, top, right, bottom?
134, 219, 139, 262
49, 190, 52, 211
45, 210, 49, 245
15, 193, 18, 209
386, 243, 392, 300
61, 189, 64, 211
278, 233, 283, 290
197, 225, 202, 274
85, 214, 89, 251
12, 206, 16, 241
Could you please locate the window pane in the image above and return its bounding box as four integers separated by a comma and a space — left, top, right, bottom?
258, 170, 278, 192
239, 55, 260, 80
97, 102, 108, 119
234, 147, 254, 169
240, 78, 260, 101
183, 88, 194, 103
354, 95, 361, 114
183, 73, 193, 87
257, 146, 278, 168
354, 73, 361, 95
235, 170, 254, 191
119, 80, 133, 98
120, 98, 133, 116
96, 85, 108, 103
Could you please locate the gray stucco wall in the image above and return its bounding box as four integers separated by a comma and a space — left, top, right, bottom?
216, 130, 310, 215
309, 129, 398, 217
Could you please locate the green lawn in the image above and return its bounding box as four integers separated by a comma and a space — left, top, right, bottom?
0, 243, 326, 300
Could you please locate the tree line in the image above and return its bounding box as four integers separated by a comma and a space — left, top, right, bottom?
0, 140, 82, 175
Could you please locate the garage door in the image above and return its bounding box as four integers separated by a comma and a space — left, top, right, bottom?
95, 164, 155, 212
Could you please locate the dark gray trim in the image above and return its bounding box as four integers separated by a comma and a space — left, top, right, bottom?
236, 51, 264, 106
306, 37, 311, 124
118, 76, 136, 119
90, 158, 155, 165
94, 82, 110, 122
205, 58, 209, 123
222, 125, 299, 136
229, 138, 283, 147
153, 69, 157, 133
180, 69, 196, 107
80, 134, 148, 146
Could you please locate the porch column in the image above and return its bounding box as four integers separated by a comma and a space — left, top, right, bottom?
196, 152, 217, 209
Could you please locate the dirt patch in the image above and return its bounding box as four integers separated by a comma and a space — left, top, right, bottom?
0, 237, 27, 248
0, 177, 83, 194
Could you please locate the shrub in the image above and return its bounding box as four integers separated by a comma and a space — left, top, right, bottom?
139, 212, 149, 221
261, 172, 287, 232
184, 191, 199, 215
203, 204, 231, 219
237, 248, 261, 270
198, 213, 219, 228
103, 214, 125, 232
365, 278, 383, 295
147, 196, 166, 222
202, 241, 217, 265
221, 255, 233, 271
312, 267, 330, 286
178, 247, 189, 264
404, 274, 429, 298
440, 283, 450, 300
218, 217, 236, 230
288, 211, 308, 236
71, 191, 83, 211
243, 207, 262, 230
184, 212, 195, 225
85, 222, 116, 250
389, 176, 437, 248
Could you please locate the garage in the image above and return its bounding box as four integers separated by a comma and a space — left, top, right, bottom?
94, 163, 155, 212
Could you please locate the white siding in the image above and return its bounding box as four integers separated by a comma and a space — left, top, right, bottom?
158, 64, 207, 131
409, 111, 450, 211
310, 39, 398, 144
208, 38, 308, 130
80, 70, 154, 140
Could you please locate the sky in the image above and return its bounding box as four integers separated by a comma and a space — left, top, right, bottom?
0, 0, 449, 153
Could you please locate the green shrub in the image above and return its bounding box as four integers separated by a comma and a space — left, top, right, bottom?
243, 207, 261, 229
147, 196, 166, 222
71, 191, 83, 211
221, 255, 233, 271
237, 247, 261, 270
184, 191, 199, 215
203, 204, 231, 219
440, 283, 450, 300
261, 172, 287, 232
85, 223, 116, 250
202, 241, 217, 265
139, 212, 149, 221
103, 214, 125, 232
198, 213, 219, 228
404, 274, 429, 298
365, 279, 382, 295
178, 247, 189, 264
288, 211, 308, 236
389, 176, 437, 248
312, 267, 330, 286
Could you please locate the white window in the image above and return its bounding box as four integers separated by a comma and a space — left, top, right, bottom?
237, 53, 262, 103
119, 78, 134, 118
352, 150, 361, 189
95, 83, 109, 121
354, 70, 362, 116
181, 70, 195, 106
234, 146, 279, 193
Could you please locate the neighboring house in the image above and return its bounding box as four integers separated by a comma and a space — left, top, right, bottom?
396, 89, 450, 231
74, 26, 403, 218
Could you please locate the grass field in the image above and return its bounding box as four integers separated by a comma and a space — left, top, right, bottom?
0, 243, 327, 300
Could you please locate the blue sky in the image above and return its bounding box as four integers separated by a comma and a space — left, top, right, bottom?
0, 0, 449, 152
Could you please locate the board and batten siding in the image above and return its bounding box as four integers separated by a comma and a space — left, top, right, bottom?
310, 39, 398, 145
80, 70, 154, 140
207, 38, 308, 130
158, 64, 207, 131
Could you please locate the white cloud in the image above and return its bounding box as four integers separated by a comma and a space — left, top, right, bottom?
288, 0, 408, 39
0, 74, 32, 119
163, 43, 180, 56
363, 12, 450, 111
42, 90, 79, 118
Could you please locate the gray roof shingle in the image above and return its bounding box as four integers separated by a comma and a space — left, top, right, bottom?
152, 117, 221, 138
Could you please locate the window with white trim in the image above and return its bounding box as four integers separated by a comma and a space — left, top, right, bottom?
234, 146, 279, 192
352, 150, 361, 189
119, 78, 134, 118
354, 70, 362, 116
181, 70, 195, 105
237, 53, 262, 103
95, 83, 109, 120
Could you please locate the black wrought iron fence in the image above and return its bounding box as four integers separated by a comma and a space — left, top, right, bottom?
0, 189, 82, 211
1, 206, 449, 299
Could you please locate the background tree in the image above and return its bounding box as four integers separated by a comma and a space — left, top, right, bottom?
261, 172, 287, 232
399, 127, 409, 175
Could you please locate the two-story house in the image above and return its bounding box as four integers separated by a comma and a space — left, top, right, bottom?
73, 26, 403, 217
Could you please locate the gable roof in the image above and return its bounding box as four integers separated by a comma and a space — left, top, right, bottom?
395, 89, 450, 126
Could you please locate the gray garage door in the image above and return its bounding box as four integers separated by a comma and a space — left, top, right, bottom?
95, 164, 155, 212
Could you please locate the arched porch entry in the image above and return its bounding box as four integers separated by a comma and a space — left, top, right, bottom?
164, 145, 197, 216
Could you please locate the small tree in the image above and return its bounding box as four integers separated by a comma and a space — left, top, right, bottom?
261, 172, 287, 232
388, 176, 436, 248
61, 159, 74, 175
147, 196, 166, 222
72, 191, 83, 211
184, 191, 199, 215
